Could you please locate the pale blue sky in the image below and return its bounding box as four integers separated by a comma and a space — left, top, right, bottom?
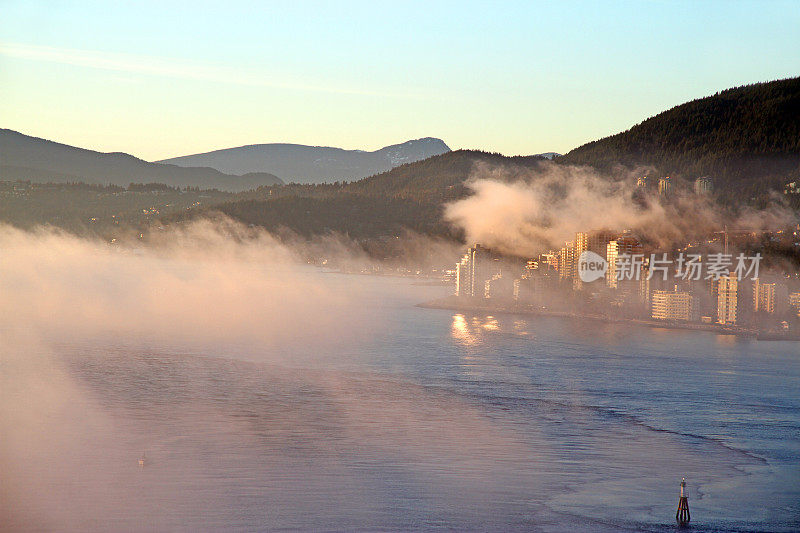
1, 1, 798, 161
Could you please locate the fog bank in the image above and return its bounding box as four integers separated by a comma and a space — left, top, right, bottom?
444, 162, 796, 256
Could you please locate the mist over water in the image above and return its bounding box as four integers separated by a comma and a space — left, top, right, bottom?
2, 224, 799, 532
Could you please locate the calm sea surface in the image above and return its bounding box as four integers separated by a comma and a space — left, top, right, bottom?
4, 273, 799, 532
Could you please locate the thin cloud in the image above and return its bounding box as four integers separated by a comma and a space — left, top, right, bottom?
0, 41, 425, 99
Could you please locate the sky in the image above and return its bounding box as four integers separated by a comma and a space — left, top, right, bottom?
1, 0, 799, 161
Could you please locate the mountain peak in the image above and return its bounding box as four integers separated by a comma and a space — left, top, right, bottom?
376, 138, 451, 167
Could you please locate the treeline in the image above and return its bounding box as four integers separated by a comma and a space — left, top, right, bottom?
346, 150, 546, 201
211, 194, 456, 239
167, 150, 546, 240
1, 180, 224, 194
1, 180, 125, 193
0, 180, 233, 234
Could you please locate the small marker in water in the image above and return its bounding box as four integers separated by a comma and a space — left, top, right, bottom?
676, 477, 690, 524
139, 452, 146, 468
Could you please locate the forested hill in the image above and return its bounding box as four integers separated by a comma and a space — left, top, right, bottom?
346, 150, 546, 201
5, 79, 799, 241
172, 150, 548, 239
559, 77, 800, 198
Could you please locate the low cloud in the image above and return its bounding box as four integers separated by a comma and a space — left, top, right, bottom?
444, 162, 796, 256
0, 218, 530, 529
0, 219, 384, 353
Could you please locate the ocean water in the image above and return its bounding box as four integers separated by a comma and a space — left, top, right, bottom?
3, 273, 799, 532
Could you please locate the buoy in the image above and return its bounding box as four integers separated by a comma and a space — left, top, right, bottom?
676, 477, 690, 524
138, 452, 147, 468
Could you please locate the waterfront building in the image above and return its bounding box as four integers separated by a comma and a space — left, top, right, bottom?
522, 260, 538, 277
636, 176, 650, 189
590, 230, 617, 255
557, 242, 575, 281
455, 252, 472, 296
539, 252, 558, 272
789, 292, 800, 316
717, 274, 738, 325
606, 235, 643, 289
470, 244, 492, 297
574, 230, 616, 288
574, 230, 617, 258
606, 241, 620, 289
652, 287, 693, 321
753, 279, 777, 314
454, 244, 500, 298
573, 233, 588, 290
694, 176, 713, 195
659, 177, 672, 196
574, 232, 588, 261
639, 257, 652, 307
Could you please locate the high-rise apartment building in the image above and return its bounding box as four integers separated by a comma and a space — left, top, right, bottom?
717, 274, 738, 325
659, 177, 672, 196
652, 287, 693, 321
753, 279, 777, 314
574, 232, 588, 260
588, 230, 617, 256
454, 244, 498, 298
606, 235, 643, 288
557, 241, 575, 281
455, 252, 472, 297
790, 292, 800, 316
574, 230, 616, 288
469, 244, 491, 297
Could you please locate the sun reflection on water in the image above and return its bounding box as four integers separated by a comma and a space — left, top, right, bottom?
451, 314, 478, 346
482, 316, 499, 331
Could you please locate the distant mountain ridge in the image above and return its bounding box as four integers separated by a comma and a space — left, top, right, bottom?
157, 137, 451, 184
0, 129, 283, 191
174, 79, 800, 239
4, 77, 799, 241
178, 150, 550, 240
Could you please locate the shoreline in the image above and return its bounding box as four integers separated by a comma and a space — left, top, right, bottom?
417, 296, 800, 341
